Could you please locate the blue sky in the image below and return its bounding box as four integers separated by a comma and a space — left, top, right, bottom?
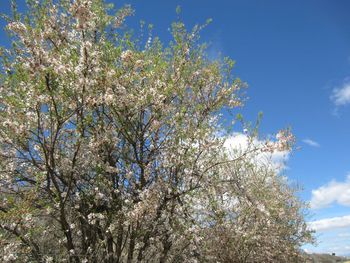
1, 0, 350, 256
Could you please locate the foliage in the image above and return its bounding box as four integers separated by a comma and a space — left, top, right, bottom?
0, 0, 313, 262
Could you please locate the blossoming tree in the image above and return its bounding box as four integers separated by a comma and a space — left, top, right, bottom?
0, 0, 312, 262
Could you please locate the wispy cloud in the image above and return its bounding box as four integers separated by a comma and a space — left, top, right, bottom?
338, 232, 350, 238
224, 132, 290, 172
308, 215, 350, 231
310, 175, 350, 209
302, 138, 320, 147
331, 82, 350, 106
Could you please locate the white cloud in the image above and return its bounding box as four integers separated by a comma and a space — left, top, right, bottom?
331, 83, 350, 106
302, 138, 320, 147
310, 175, 350, 209
224, 133, 289, 172
308, 215, 350, 232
